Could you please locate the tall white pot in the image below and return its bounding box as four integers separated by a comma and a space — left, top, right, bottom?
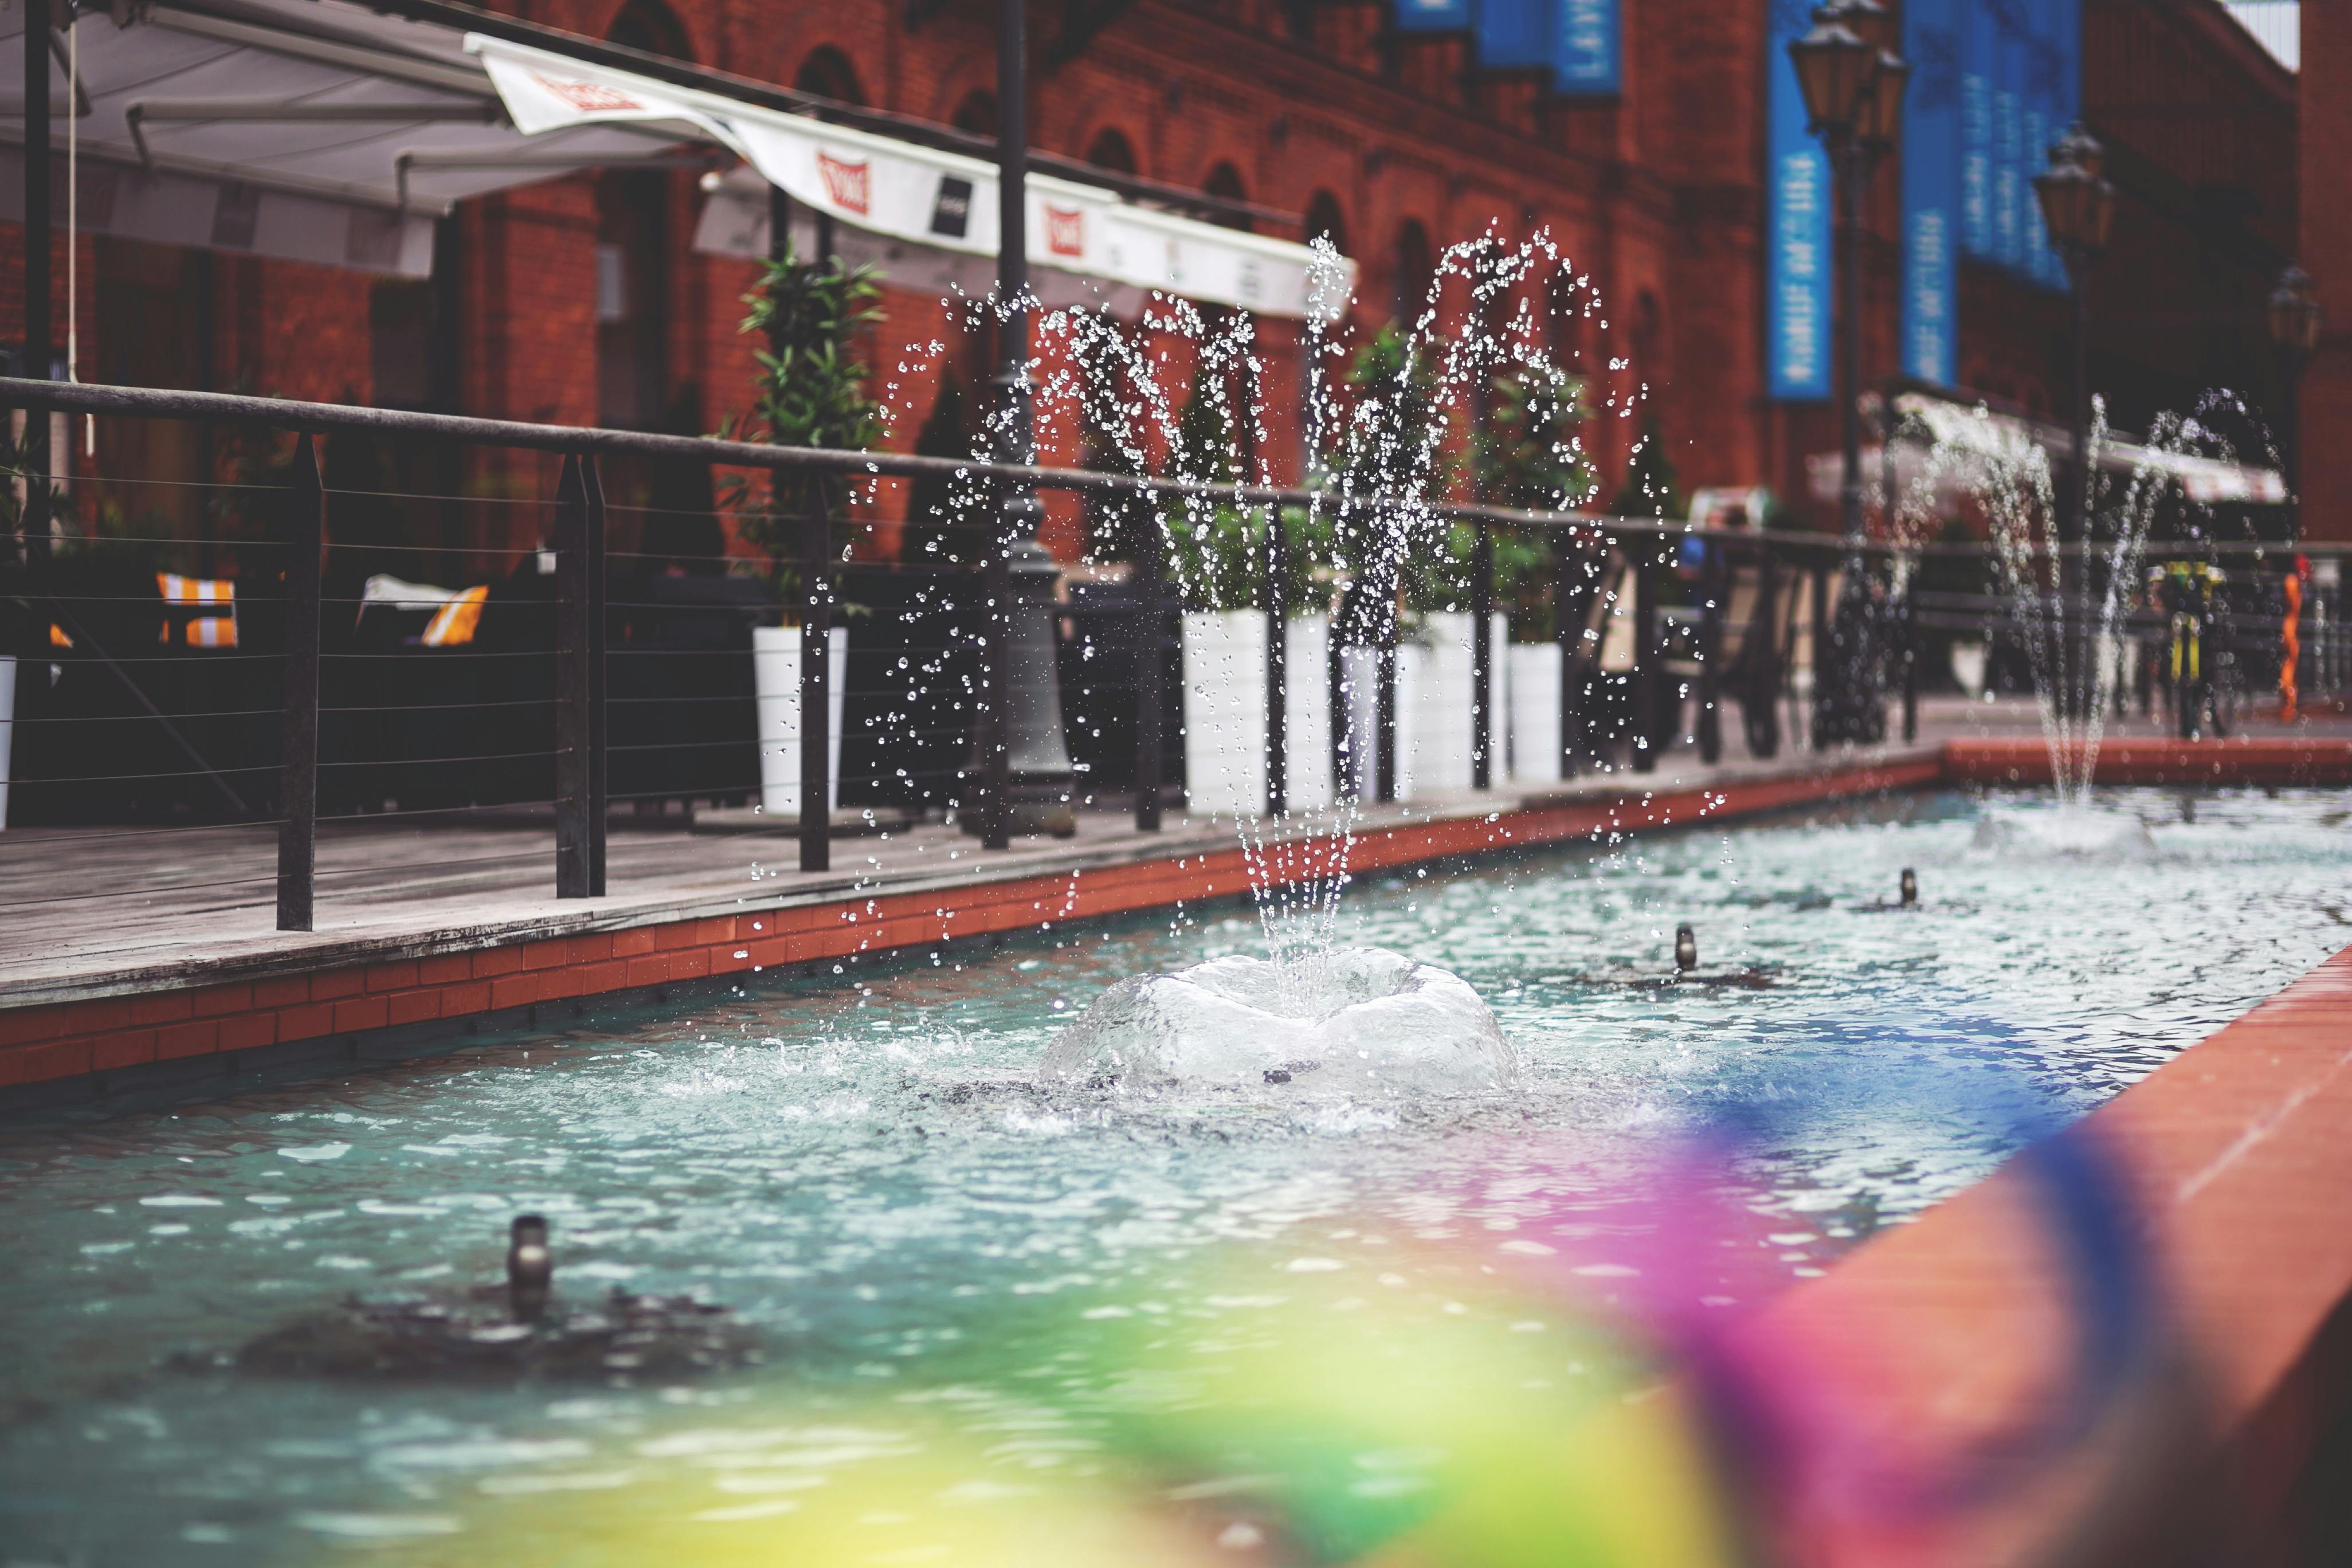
1400, 611, 1508, 798
1181, 611, 1335, 817
752, 625, 848, 817
1506, 642, 1563, 785
0, 654, 14, 830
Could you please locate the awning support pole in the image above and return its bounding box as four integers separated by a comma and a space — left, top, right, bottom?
554, 454, 607, 898
22, 0, 52, 561
275, 436, 323, 931
799, 483, 833, 872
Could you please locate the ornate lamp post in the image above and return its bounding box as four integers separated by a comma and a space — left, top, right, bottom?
2033, 123, 2115, 719
1789, 1, 1907, 744
2268, 262, 2323, 539
971, 0, 1077, 847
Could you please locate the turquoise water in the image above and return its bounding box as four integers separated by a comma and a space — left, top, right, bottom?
1, 787, 2346, 1563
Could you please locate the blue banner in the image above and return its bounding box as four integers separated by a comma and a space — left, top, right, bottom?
1767, 0, 1830, 399
2021, 32, 2054, 285
1961, 0, 1993, 257
1902, 0, 1963, 385
1475, 0, 1549, 68
1394, 0, 1471, 32
1554, 0, 1620, 93
1992, 0, 2024, 268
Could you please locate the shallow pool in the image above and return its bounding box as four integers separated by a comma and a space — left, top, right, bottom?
2, 787, 2346, 1563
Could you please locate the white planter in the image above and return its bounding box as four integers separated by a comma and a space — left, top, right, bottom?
1400, 611, 1508, 799
752, 625, 848, 816
1180, 611, 1333, 818
1506, 642, 1562, 785
0, 654, 14, 830
1949, 639, 1989, 699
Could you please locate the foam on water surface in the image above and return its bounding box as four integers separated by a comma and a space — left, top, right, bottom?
1038, 947, 1516, 1095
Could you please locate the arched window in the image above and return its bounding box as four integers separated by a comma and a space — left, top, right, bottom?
607, 0, 690, 60
1304, 190, 1347, 257
794, 46, 866, 106
1084, 128, 1138, 175
1392, 219, 1433, 324
1203, 161, 1251, 233
950, 89, 998, 137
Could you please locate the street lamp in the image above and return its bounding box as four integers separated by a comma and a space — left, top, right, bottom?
1789, 1, 1908, 744
2268, 262, 2323, 539
2033, 122, 2115, 719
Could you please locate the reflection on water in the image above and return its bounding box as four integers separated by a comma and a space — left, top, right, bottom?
0, 787, 2345, 1562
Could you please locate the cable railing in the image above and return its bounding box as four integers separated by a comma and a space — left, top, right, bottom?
2, 375, 2345, 939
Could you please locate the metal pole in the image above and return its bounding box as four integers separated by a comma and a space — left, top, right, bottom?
1630, 545, 1657, 774
554, 454, 593, 898
1900, 579, 1919, 742
1555, 540, 1589, 777
983, 0, 1038, 850
799, 483, 833, 872
2066, 266, 2091, 720
1696, 537, 1724, 765
585, 456, 607, 895
1822, 138, 1866, 746
1471, 520, 1495, 789
275, 436, 323, 931
1133, 493, 1164, 831
22, 0, 53, 557
1265, 501, 1288, 817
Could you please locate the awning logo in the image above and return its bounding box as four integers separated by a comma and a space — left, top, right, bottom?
818, 153, 872, 214
1045, 206, 1085, 257
530, 71, 645, 113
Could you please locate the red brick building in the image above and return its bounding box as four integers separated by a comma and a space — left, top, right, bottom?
1, 0, 2316, 558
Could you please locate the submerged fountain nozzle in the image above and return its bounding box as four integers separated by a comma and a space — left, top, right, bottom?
508, 1214, 551, 1324
1899, 868, 1918, 907
1674, 925, 1698, 974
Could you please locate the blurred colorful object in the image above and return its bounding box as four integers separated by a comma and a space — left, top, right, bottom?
421, 1127, 2173, 1568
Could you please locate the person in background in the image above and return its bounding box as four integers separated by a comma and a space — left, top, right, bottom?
2280, 555, 2307, 724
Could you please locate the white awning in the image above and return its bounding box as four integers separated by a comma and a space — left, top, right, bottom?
1808, 393, 2288, 509
469, 36, 1351, 320
1, 0, 696, 278
6, 0, 1348, 315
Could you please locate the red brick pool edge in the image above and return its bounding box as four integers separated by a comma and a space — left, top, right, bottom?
0, 736, 2343, 1099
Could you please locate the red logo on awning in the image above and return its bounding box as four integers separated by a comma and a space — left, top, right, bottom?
817, 153, 871, 215
1045, 206, 1085, 257
530, 70, 645, 113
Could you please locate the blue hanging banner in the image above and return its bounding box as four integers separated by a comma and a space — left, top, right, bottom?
1553, 0, 1620, 94
2021, 26, 2055, 285
1476, 0, 1550, 68
1902, 0, 1963, 385
1394, 0, 1472, 32
1767, 0, 1830, 400
1961, 0, 1994, 258
1991, 0, 2025, 269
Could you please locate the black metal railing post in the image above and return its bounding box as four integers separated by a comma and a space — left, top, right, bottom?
1471, 519, 1495, 790
1749, 539, 1783, 761
1630, 544, 1658, 774
1264, 503, 1288, 817
1696, 534, 1724, 766
554, 454, 608, 898
1900, 581, 1919, 743
1133, 489, 1165, 832
1809, 566, 1831, 751
800, 483, 834, 872
1555, 536, 1591, 778
275, 435, 324, 932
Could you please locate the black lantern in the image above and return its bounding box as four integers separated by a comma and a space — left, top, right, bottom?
1821, 0, 1896, 53
1788, 17, 1875, 136
2035, 124, 2116, 259
1858, 48, 1909, 150
2270, 264, 2323, 360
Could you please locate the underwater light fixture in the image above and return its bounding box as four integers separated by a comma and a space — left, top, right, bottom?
1675, 926, 1698, 973
508, 1215, 552, 1324
1900, 868, 1918, 907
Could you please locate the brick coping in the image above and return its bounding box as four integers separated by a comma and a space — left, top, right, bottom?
0, 735, 2345, 1101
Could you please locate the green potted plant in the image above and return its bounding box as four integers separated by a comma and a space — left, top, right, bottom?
720, 246, 881, 818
